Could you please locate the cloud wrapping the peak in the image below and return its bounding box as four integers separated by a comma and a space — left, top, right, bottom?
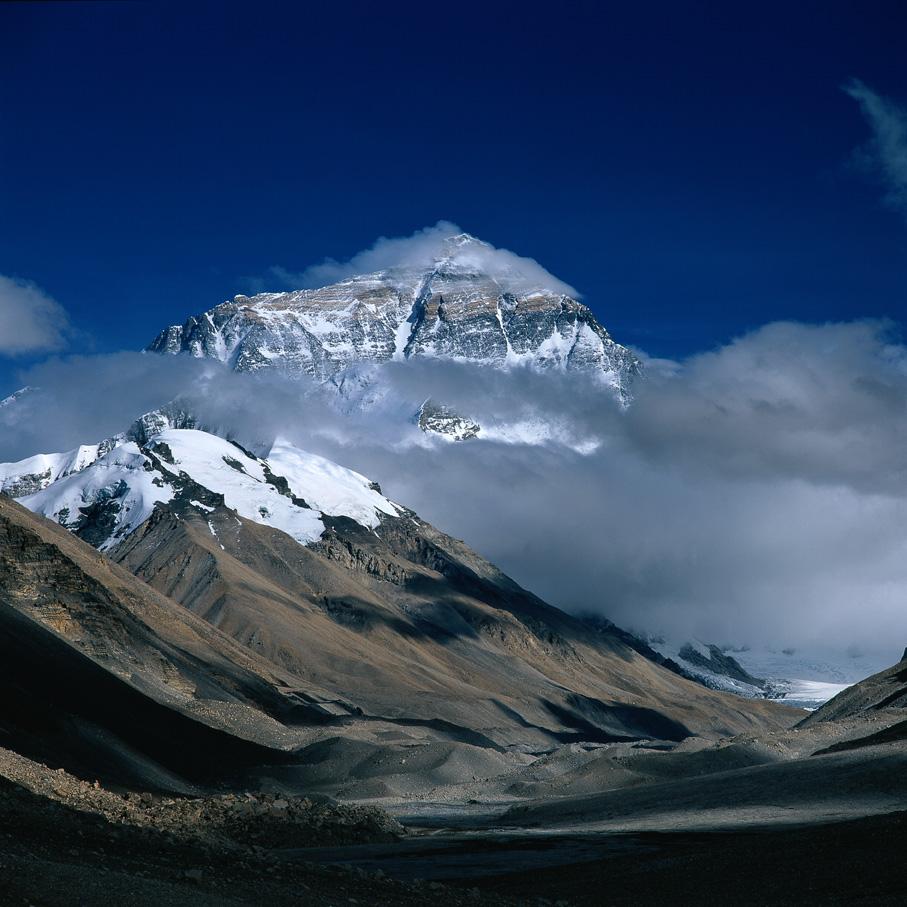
268, 221, 580, 296
845, 79, 907, 215
0, 275, 71, 355
2, 319, 907, 659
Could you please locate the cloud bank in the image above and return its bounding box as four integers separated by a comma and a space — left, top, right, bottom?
0, 275, 71, 355
2, 319, 907, 659
267, 221, 580, 296
845, 79, 907, 215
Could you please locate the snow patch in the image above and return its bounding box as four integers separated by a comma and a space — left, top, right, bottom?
267, 437, 399, 528
151, 430, 325, 546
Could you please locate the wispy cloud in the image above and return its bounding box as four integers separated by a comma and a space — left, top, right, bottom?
0, 275, 71, 356
844, 79, 907, 215
261, 221, 580, 296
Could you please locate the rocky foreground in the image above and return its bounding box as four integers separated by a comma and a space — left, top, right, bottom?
0, 746, 504, 907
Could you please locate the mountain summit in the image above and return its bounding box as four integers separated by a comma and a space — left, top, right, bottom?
148, 232, 641, 400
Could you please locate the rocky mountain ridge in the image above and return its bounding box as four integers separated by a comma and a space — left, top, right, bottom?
0, 415, 797, 757
4, 423, 399, 552
148, 234, 642, 403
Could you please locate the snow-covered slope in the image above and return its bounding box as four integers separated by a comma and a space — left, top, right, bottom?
0, 406, 196, 500
6, 424, 401, 551
266, 437, 398, 528
0, 443, 114, 497
19, 442, 175, 549
148, 233, 641, 402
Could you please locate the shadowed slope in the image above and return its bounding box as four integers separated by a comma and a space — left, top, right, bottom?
799, 651, 907, 753
802, 653, 907, 725
111, 495, 798, 750
0, 494, 322, 789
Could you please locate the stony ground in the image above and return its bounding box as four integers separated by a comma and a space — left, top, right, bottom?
0, 746, 515, 906
2, 745, 405, 848
476, 812, 907, 906
4, 716, 907, 906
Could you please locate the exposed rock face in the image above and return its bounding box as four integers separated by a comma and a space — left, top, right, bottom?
0, 494, 334, 789
677, 643, 766, 689
125, 405, 198, 445
148, 234, 641, 401
0, 468, 53, 498
417, 400, 480, 441
314, 518, 409, 585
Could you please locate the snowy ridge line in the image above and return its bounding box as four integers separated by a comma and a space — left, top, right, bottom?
1, 418, 403, 552
0, 443, 111, 497
18, 442, 174, 550
146, 232, 642, 401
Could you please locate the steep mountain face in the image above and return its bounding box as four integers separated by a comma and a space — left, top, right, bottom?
1, 422, 796, 759
112, 497, 799, 750
147, 234, 642, 402
0, 494, 318, 790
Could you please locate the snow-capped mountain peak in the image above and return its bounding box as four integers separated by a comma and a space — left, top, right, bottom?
442, 231, 487, 248
147, 232, 642, 401
0, 441, 118, 498
3, 422, 401, 552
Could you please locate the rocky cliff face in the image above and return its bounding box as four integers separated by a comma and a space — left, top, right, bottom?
417, 400, 480, 441
148, 234, 641, 401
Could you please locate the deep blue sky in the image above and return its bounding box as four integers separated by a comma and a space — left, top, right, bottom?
1, 0, 906, 396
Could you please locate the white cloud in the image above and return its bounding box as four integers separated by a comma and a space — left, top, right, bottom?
0, 275, 71, 355
4, 319, 907, 659
266, 221, 580, 296
845, 79, 907, 215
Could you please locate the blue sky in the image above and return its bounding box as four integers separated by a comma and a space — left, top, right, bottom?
1, 0, 906, 396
